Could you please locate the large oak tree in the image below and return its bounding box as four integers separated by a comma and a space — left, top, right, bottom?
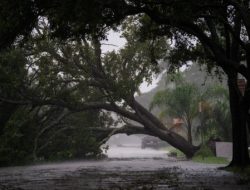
1, 0, 250, 166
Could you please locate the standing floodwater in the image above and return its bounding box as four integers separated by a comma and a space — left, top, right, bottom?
104, 134, 169, 159
0, 146, 250, 190
106, 145, 168, 159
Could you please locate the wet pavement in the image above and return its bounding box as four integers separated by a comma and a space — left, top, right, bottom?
0, 147, 249, 190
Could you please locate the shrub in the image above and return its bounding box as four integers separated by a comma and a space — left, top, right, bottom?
194, 145, 214, 159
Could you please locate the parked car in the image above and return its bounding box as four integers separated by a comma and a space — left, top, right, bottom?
141, 136, 168, 149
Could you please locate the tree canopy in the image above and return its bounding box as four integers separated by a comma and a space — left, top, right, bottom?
0, 20, 199, 161
1, 0, 250, 166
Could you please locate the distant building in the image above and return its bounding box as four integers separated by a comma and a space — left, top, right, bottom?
169, 118, 187, 139
170, 118, 184, 131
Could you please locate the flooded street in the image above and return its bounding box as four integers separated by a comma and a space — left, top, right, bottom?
0, 146, 250, 190
106, 145, 168, 159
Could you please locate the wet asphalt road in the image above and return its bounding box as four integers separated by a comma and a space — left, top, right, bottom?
0, 147, 249, 190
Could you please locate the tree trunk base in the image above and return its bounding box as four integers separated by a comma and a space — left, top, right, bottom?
227, 160, 250, 168
185, 145, 200, 159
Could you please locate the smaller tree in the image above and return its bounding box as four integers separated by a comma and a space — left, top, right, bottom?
151, 72, 232, 146
198, 85, 231, 142
150, 73, 200, 145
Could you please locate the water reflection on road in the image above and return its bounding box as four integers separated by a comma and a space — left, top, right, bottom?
0, 146, 249, 190
106, 145, 168, 159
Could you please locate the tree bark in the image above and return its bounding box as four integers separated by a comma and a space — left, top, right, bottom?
129, 99, 199, 158
228, 77, 250, 167
92, 124, 199, 158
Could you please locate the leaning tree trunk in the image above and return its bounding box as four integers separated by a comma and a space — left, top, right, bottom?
130, 99, 199, 158
93, 99, 200, 158
153, 128, 198, 158
228, 77, 250, 167
94, 123, 199, 158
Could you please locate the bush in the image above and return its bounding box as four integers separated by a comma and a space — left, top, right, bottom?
194, 145, 214, 159
165, 147, 185, 158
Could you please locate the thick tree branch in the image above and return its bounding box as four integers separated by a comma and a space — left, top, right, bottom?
0, 96, 142, 124
143, 7, 249, 78
92, 124, 149, 146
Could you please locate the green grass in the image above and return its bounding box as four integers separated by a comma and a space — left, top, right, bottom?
192, 156, 229, 164
191, 144, 229, 164
164, 145, 229, 164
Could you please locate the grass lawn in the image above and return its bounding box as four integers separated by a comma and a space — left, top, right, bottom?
164, 146, 230, 165
192, 155, 229, 164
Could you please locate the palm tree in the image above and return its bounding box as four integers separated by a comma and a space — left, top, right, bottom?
199, 85, 231, 142
150, 74, 200, 145
151, 73, 231, 145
